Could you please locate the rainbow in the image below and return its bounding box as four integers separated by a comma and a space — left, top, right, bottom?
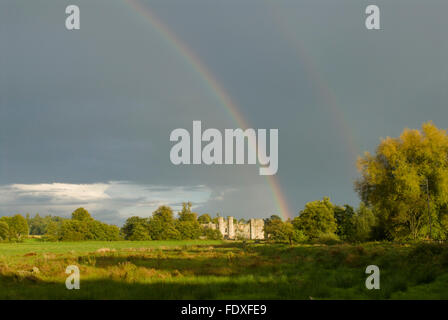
124, 0, 294, 220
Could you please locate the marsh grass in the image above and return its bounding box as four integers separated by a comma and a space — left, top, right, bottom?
0, 240, 447, 299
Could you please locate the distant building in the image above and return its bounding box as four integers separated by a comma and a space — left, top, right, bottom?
202, 216, 265, 240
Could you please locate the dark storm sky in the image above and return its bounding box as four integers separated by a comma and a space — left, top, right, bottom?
1, 0, 447, 224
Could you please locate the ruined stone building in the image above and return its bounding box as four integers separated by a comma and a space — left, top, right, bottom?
202, 216, 265, 240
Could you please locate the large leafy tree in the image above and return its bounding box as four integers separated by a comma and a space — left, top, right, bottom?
152, 206, 175, 224
122, 216, 149, 240
44, 221, 62, 241
147, 206, 181, 240
59, 220, 91, 241
43, 208, 121, 241
176, 220, 202, 239
293, 197, 337, 239
176, 202, 202, 239
264, 219, 300, 244
71, 208, 93, 221
27, 213, 45, 235
127, 223, 151, 241
0, 215, 29, 240
356, 122, 448, 240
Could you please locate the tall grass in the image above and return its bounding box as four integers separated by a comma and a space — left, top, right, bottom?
0, 240, 447, 299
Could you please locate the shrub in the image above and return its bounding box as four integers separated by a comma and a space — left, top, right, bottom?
204, 228, 223, 240
291, 229, 308, 243
315, 233, 341, 245
407, 243, 445, 264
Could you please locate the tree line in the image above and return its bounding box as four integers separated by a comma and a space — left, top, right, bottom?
1, 122, 448, 243
0, 199, 377, 243
0, 203, 222, 242
264, 198, 376, 244
121, 202, 222, 241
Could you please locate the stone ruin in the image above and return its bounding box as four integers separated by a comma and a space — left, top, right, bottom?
202, 216, 265, 240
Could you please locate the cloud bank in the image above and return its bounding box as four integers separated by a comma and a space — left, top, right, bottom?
0, 182, 212, 225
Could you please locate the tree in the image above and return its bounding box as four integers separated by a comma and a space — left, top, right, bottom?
2, 215, 29, 240
264, 215, 283, 238
355, 122, 448, 240
44, 221, 62, 241
127, 223, 151, 241
28, 214, 46, 235
203, 228, 223, 240
175, 220, 202, 240
269, 214, 282, 222
198, 214, 212, 224
281, 222, 297, 245
175, 203, 202, 240
350, 203, 376, 242
87, 221, 108, 240
43, 211, 119, 241
0, 221, 9, 241
334, 205, 355, 240
26, 214, 66, 235
178, 202, 197, 222
265, 219, 289, 241
122, 216, 148, 240
59, 220, 91, 241
71, 208, 93, 222
152, 206, 175, 224
102, 224, 121, 241
148, 206, 179, 240
164, 226, 181, 240
265, 219, 307, 244
293, 197, 337, 239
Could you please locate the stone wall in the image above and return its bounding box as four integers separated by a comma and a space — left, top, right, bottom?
202, 216, 265, 240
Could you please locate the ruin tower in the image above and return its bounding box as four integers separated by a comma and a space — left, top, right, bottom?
249, 218, 265, 240
218, 216, 225, 237
253, 219, 265, 239
250, 218, 256, 239
227, 216, 235, 239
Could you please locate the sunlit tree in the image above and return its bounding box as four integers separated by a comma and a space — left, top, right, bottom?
356, 122, 448, 240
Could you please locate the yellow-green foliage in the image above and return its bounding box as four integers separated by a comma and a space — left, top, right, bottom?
0, 214, 29, 241
356, 122, 448, 240
293, 197, 338, 239
43, 208, 121, 241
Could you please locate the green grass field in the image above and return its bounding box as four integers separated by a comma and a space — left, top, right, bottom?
0, 239, 447, 299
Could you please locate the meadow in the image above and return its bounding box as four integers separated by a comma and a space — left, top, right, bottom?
0, 239, 447, 299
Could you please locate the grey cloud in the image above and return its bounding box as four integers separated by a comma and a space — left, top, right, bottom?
1, 0, 448, 222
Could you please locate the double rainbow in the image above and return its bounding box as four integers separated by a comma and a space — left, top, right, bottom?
125, 0, 294, 220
